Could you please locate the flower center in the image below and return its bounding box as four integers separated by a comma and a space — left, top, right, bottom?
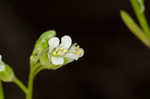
52, 47, 68, 56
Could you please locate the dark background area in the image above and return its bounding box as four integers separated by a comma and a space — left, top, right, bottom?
1, 0, 150, 99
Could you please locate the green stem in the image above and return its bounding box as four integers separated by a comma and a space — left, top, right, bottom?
0, 81, 4, 99
26, 64, 41, 99
130, 0, 150, 38
26, 70, 34, 99
13, 77, 28, 94
33, 66, 44, 77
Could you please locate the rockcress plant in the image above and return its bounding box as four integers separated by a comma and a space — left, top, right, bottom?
0, 30, 84, 99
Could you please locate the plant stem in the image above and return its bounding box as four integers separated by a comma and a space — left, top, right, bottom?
26, 64, 43, 99
13, 77, 28, 94
26, 70, 34, 99
33, 66, 44, 77
0, 81, 4, 99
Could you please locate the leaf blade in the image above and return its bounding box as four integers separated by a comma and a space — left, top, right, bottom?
120, 10, 150, 47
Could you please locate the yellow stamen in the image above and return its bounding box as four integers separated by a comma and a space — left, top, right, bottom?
53, 47, 68, 56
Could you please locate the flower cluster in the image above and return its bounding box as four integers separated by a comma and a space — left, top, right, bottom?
48, 35, 84, 65
30, 30, 84, 70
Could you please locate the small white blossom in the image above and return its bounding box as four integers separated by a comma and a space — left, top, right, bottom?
48, 35, 84, 65
0, 55, 5, 72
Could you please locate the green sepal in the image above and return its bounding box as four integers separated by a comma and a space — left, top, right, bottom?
0, 65, 15, 82
39, 48, 50, 66
30, 30, 56, 67
120, 10, 150, 47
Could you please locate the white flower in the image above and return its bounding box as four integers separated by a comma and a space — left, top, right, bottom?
0, 55, 5, 72
48, 35, 84, 65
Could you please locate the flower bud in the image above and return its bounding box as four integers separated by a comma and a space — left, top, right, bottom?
30, 30, 56, 66
0, 65, 15, 82
0, 55, 15, 82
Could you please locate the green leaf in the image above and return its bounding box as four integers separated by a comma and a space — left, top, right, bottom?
120, 10, 150, 47
130, 0, 150, 38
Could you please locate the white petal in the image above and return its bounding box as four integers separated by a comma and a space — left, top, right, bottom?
0, 64, 5, 72
0, 55, 5, 72
69, 44, 84, 58
64, 53, 79, 60
65, 48, 84, 60
65, 47, 84, 60
60, 35, 72, 49
78, 48, 84, 57
51, 56, 64, 65
48, 37, 60, 52
69, 43, 77, 51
